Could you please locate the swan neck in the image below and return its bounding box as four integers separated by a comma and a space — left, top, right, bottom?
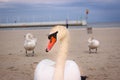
53, 35, 69, 80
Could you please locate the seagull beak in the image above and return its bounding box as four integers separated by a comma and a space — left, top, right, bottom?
46, 36, 57, 52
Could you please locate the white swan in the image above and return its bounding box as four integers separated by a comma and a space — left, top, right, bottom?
88, 37, 100, 53
34, 25, 81, 80
24, 33, 37, 56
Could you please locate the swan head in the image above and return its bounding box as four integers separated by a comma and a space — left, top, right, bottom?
46, 25, 69, 52
88, 36, 94, 42
25, 33, 34, 40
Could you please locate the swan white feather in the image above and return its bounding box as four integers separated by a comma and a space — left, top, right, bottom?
34, 59, 80, 80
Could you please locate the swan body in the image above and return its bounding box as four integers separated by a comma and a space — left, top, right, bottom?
34, 25, 81, 80
88, 37, 100, 53
34, 59, 80, 80
24, 33, 37, 56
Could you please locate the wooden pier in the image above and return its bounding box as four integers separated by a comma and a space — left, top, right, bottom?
0, 20, 87, 28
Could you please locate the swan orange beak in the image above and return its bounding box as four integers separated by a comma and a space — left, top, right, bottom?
46, 36, 57, 52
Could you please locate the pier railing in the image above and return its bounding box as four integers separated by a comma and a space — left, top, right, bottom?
0, 20, 87, 28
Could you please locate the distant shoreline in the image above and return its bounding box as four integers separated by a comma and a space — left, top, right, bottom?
0, 22, 120, 30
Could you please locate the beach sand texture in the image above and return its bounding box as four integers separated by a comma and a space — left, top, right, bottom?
0, 27, 120, 80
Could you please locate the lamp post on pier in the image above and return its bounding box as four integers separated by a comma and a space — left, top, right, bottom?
86, 9, 89, 22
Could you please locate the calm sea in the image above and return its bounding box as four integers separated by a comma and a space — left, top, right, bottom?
0, 22, 120, 30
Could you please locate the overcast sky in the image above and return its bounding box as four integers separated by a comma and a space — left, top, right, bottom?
0, 0, 120, 23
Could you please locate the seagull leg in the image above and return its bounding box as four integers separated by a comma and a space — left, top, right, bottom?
26, 50, 28, 56
95, 48, 97, 53
32, 50, 34, 56
89, 48, 91, 54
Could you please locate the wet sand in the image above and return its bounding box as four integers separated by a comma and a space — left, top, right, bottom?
0, 27, 120, 80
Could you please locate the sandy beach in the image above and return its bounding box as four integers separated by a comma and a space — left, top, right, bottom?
0, 27, 120, 80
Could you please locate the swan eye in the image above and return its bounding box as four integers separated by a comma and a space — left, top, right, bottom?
48, 31, 58, 40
